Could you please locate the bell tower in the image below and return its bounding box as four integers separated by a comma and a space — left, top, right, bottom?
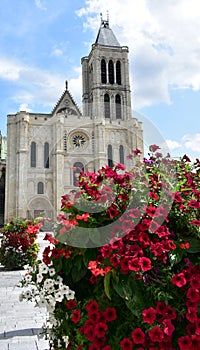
82, 15, 132, 121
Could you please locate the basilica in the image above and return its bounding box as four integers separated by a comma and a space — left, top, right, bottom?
4, 18, 143, 223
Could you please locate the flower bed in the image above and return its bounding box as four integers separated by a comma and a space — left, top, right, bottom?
0, 218, 41, 270
20, 148, 200, 349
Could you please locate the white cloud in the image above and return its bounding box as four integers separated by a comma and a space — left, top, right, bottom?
35, 0, 46, 10
182, 134, 200, 152
77, 0, 200, 109
19, 103, 32, 112
51, 48, 63, 57
165, 140, 182, 151
0, 56, 64, 110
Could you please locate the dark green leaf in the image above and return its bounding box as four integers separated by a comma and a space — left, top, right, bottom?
104, 271, 111, 300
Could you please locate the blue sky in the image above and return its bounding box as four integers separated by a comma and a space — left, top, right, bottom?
0, 0, 200, 160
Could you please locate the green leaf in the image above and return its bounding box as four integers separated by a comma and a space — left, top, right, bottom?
104, 271, 111, 300
187, 239, 200, 253
83, 249, 97, 267
71, 264, 87, 283
168, 248, 184, 266
73, 255, 83, 271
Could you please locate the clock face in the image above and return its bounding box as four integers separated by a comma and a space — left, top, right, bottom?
72, 134, 86, 147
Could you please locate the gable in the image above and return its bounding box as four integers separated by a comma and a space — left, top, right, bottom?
52, 89, 82, 117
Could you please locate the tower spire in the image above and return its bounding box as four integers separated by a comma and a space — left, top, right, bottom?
100, 11, 109, 28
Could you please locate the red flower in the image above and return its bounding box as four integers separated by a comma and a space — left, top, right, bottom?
128, 258, 140, 271
66, 300, 77, 310
106, 203, 119, 219
115, 163, 125, 170
76, 213, 90, 221
187, 287, 200, 302
149, 144, 160, 152
94, 322, 108, 338
132, 148, 142, 157
139, 257, 152, 272
104, 307, 117, 322
171, 273, 187, 287
162, 319, 175, 336
178, 335, 192, 350
188, 200, 200, 208
180, 242, 190, 249
148, 326, 164, 342
120, 338, 133, 350
186, 307, 198, 323
131, 328, 145, 344
71, 310, 81, 324
190, 219, 200, 226
191, 335, 200, 349
142, 307, 156, 324
88, 345, 101, 350
86, 300, 99, 312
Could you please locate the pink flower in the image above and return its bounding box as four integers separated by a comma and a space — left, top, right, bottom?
171, 273, 187, 287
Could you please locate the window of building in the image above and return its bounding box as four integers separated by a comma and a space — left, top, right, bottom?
116, 60, 121, 85
115, 94, 122, 119
108, 60, 114, 84
104, 94, 110, 118
101, 59, 107, 83
119, 145, 124, 164
73, 162, 84, 186
64, 132, 67, 151
44, 142, 49, 168
108, 145, 113, 167
30, 142, 36, 168
37, 182, 44, 194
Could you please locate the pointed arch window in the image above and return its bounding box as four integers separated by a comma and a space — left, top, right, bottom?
101, 59, 107, 84
116, 60, 121, 85
44, 142, 49, 168
108, 60, 114, 84
37, 182, 44, 194
108, 145, 113, 167
30, 142, 36, 168
73, 162, 84, 186
104, 94, 110, 118
115, 94, 122, 119
119, 145, 124, 164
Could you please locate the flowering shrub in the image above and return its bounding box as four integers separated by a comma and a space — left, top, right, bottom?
0, 218, 41, 270
20, 148, 200, 349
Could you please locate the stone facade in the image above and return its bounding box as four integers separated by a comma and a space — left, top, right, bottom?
5, 19, 143, 223
0, 132, 6, 225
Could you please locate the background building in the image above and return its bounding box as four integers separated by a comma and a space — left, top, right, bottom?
5, 18, 143, 222
0, 132, 6, 226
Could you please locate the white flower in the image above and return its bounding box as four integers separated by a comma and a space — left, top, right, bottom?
44, 279, 54, 290
49, 267, 56, 276
25, 274, 32, 282
54, 291, 64, 302
37, 298, 48, 308
63, 335, 69, 347
47, 295, 56, 307
66, 289, 75, 300
60, 285, 69, 295
39, 263, 49, 274
55, 276, 63, 284
24, 290, 32, 300
39, 290, 46, 298
24, 264, 33, 273
37, 273, 43, 283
